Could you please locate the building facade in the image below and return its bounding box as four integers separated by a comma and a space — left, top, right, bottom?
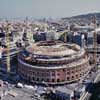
17, 41, 91, 85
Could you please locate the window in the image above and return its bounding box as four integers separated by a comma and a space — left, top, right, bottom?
47, 79, 49, 82
52, 79, 55, 82
57, 73, 60, 76
63, 69, 65, 72
67, 72, 70, 74
42, 73, 44, 77
52, 72, 55, 76
72, 76, 74, 79
76, 75, 78, 78
28, 76, 31, 80
67, 77, 70, 80
41, 78, 44, 82
72, 71, 74, 73
57, 79, 60, 82
46, 73, 50, 76
37, 78, 39, 81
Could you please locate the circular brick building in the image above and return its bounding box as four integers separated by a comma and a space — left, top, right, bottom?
17, 41, 91, 85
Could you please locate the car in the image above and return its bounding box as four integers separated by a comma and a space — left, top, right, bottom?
16, 83, 23, 88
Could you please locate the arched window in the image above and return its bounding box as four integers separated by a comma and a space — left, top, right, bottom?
80, 74, 82, 77
47, 79, 49, 82
57, 79, 60, 82
52, 71, 55, 76
41, 78, 44, 82
37, 78, 39, 81
76, 75, 78, 78
72, 71, 74, 73
52, 79, 55, 82
72, 76, 74, 79
67, 77, 70, 81
33, 77, 34, 81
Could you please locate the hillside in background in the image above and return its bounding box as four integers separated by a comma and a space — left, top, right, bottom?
61, 12, 100, 25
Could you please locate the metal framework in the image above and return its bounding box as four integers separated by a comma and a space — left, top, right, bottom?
92, 16, 97, 69
5, 20, 10, 72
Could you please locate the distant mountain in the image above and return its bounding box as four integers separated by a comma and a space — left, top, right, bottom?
62, 12, 100, 20
61, 12, 100, 25
71, 13, 100, 19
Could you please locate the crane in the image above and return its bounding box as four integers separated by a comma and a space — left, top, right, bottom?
5, 20, 10, 73
91, 16, 97, 70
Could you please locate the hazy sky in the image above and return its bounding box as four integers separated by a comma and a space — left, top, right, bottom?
0, 0, 100, 19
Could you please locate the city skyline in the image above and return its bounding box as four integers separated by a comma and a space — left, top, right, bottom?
0, 0, 100, 19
